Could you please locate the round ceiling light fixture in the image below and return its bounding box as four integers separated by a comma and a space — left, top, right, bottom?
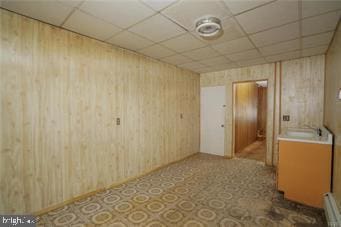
195, 17, 222, 38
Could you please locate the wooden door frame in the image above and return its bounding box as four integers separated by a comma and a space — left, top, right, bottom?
232, 79, 269, 163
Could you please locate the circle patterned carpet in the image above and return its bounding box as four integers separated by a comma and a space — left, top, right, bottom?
37, 153, 326, 226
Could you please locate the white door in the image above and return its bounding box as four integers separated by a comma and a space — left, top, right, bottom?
200, 86, 226, 156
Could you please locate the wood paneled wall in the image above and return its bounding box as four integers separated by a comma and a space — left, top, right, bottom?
234, 82, 258, 152
281, 55, 325, 130
257, 86, 267, 137
325, 22, 341, 210
200, 55, 325, 166
201, 64, 275, 164
0, 9, 200, 214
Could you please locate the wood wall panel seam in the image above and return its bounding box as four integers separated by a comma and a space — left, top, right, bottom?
272, 63, 277, 166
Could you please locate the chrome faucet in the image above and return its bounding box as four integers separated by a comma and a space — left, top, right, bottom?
317, 128, 322, 137
304, 124, 322, 136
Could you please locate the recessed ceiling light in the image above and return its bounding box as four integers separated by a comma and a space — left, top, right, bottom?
195, 17, 222, 38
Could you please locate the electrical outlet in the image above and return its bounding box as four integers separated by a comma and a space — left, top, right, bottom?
283, 115, 290, 121
116, 118, 120, 125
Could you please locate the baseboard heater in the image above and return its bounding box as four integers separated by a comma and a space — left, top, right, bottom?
324, 193, 341, 226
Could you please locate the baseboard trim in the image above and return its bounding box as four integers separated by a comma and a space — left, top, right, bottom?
33, 152, 198, 216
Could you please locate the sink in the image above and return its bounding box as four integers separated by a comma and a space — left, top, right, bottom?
286, 130, 315, 138
278, 127, 332, 145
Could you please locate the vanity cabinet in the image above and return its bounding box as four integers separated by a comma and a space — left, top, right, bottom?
277, 140, 332, 208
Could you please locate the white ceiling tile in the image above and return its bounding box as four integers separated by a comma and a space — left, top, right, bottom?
210, 63, 239, 71
161, 54, 193, 65
223, 0, 274, 15
302, 45, 328, 57
193, 17, 245, 45
80, 0, 155, 29
63, 10, 121, 41
235, 0, 299, 34
195, 67, 215, 73
138, 44, 176, 58
182, 47, 220, 61
259, 39, 300, 56
302, 0, 341, 18
226, 49, 262, 61
250, 22, 299, 47
264, 51, 300, 62
302, 31, 334, 49
198, 56, 231, 66
128, 14, 186, 42
302, 10, 341, 36
237, 57, 267, 67
211, 37, 254, 55
178, 61, 206, 70
141, 0, 178, 11
1, 0, 74, 26
162, 0, 232, 31
57, 0, 83, 8
107, 31, 153, 51
160, 33, 206, 52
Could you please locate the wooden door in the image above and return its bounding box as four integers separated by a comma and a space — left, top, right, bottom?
234, 82, 258, 153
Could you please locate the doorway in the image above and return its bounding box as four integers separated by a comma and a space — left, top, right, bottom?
233, 80, 267, 162
200, 86, 226, 156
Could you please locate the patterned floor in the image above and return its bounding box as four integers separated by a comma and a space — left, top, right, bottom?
37, 153, 326, 226
235, 140, 266, 162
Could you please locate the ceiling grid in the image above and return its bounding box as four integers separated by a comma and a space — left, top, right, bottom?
1, 0, 340, 73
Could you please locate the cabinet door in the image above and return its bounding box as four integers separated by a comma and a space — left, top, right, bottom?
277, 140, 332, 208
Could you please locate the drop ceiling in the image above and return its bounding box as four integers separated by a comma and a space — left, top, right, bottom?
1, 0, 341, 74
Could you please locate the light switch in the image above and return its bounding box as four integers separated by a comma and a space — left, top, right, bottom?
338, 88, 341, 100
